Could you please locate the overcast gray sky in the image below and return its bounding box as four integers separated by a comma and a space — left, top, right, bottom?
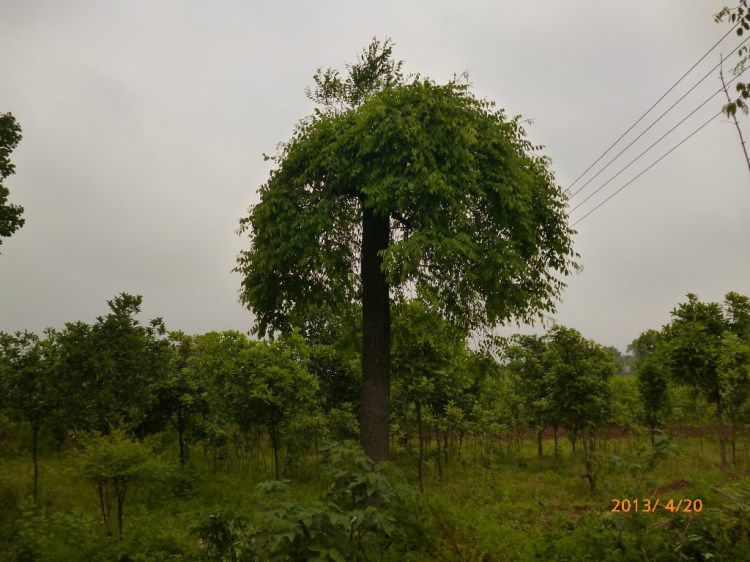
1, 1, 748, 351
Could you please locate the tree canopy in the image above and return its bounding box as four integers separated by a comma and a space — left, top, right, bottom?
660, 292, 750, 466
237, 65, 577, 334
0, 112, 24, 251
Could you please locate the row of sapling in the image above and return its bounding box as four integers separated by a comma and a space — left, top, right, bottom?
0, 290, 623, 520
389, 310, 628, 491
6, 290, 749, 509
503, 326, 617, 465
0, 294, 348, 505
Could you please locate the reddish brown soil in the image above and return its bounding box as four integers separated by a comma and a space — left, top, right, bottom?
652, 479, 690, 495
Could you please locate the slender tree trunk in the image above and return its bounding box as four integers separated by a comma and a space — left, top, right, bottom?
720, 57, 750, 176
99, 482, 111, 536
731, 417, 738, 465
178, 414, 186, 467
717, 400, 728, 468
53, 426, 66, 452
448, 425, 453, 460
117, 486, 125, 539
537, 428, 544, 457
553, 425, 559, 459
271, 426, 281, 480
581, 429, 589, 458
259, 436, 268, 472
416, 402, 424, 490
581, 429, 596, 492
31, 423, 39, 501
435, 427, 443, 479
360, 205, 391, 462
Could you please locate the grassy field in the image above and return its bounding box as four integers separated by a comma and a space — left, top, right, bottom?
1, 423, 750, 561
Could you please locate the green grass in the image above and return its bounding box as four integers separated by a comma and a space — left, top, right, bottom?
1, 426, 750, 561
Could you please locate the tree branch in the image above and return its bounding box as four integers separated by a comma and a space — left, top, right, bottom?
720, 55, 750, 177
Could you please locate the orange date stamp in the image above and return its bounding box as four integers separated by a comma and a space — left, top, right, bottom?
611, 498, 703, 513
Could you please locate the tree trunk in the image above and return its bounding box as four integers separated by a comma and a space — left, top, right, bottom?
537, 428, 544, 457
435, 427, 443, 479
31, 423, 39, 501
716, 400, 728, 468
553, 425, 559, 459
359, 205, 391, 462
581, 429, 589, 458
116, 485, 125, 539
720, 57, 750, 176
271, 426, 281, 480
177, 413, 186, 467
99, 482, 112, 536
416, 402, 425, 490
581, 429, 596, 492
584, 458, 596, 493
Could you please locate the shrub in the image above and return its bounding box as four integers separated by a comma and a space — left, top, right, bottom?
195, 441, 426, 561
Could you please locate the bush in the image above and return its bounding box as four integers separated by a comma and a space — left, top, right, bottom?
195, 441, 427, 561
0, 477, 20, 545
9, 501, 100, 562
327, 404, 360, 442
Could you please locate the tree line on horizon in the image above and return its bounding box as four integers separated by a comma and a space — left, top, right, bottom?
2, 289, 749, 501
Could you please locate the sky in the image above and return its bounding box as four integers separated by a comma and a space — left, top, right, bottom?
1, 0, 749, 352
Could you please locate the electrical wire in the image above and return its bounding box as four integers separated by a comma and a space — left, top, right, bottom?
568, 63, 749, 216
569, 66, 747, 214
564, 19, 741, 195
569, 107, 723, 228
568, 35, 750, 201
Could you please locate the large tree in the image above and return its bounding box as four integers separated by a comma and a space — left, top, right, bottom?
0, 113, 24, 250
236, 40, 577, 461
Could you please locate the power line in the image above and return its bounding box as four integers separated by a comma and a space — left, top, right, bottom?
568, 63, 749, 215
564, 19, 740, 195
568, 35, 750, 201
569, 108, 723, 228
